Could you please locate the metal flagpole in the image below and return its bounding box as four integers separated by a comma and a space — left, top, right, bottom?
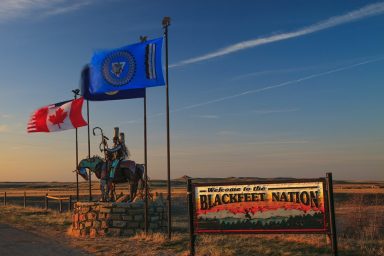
87, 100, 92, 201
139, 35, 149, 235
72, 89, 80, 202
144, 90, 148, 234
162, 16, 172, 239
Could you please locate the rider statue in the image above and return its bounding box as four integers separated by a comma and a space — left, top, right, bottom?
99, 127, 129, 201
106, 127, 129, 180
76, 126, 145, 203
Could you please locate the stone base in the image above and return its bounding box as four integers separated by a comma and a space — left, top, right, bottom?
70, 198, 167, 237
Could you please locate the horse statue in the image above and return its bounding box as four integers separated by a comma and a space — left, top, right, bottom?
77, 156, 145, 202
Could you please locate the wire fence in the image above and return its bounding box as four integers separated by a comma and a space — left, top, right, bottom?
0, 190, 181, 213
1, 191, 78, 212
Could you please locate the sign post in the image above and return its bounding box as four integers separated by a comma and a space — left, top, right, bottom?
326, 172, 338, 256
187, 179, 196, 256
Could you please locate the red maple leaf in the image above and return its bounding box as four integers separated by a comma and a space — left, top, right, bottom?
49, 108, 67, 129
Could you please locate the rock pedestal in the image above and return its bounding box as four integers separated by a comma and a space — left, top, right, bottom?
70, 198, 167, 237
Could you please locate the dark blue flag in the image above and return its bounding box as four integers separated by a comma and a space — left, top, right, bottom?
89, 38, 164, 94
80, 65, 145, 101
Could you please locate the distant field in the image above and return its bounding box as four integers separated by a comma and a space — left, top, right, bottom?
1, 178, 383, 196
0, 179, 383, 255
0, 179, 186, 197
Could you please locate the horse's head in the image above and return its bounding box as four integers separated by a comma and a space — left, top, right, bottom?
77, 156, 104, 180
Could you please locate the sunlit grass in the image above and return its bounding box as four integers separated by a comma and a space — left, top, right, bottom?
0, 182, 383, 255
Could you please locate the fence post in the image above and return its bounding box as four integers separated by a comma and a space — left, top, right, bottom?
4, 192, 6, 206
23, 192, 26, 208
45, 193, 48, 210
68, 195, 72, 212
59, 199, 62, 213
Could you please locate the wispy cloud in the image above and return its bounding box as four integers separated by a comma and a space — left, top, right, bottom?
171, 3, 384, 67
0, 114, 12, 119
123, 119, 141, 124
0, 0, 92, 22
252, 108, 299, 115
43, 1, 91, 16
246, 140, 309, 145
194, 114, 220, 119
217, 130, 238, 136
0, 125, 9, 133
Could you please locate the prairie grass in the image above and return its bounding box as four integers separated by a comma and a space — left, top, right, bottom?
0, 205, 71, 230
0, 181, 383, 255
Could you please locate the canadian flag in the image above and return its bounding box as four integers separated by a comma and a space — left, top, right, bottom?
27, 98, 87, 133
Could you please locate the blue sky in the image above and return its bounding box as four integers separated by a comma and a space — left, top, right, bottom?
0, 0, 383, 181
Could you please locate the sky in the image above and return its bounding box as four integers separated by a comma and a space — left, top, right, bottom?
0, 0, 383, 182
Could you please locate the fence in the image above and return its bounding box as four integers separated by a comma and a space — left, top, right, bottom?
1, 191, 74, 213
45, 194, 73, 213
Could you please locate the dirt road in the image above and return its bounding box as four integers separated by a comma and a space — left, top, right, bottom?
0, 223, 89, 256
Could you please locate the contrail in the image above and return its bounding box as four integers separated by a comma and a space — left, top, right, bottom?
170, 57, 384, 113
171, 2, 384, 68
122, 57, 383, 124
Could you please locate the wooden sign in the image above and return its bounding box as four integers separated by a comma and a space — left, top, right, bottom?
193, 180, 326, 233
187, 174, 338, 256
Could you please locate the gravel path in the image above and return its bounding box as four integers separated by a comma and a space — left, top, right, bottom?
0, 223, 89, 256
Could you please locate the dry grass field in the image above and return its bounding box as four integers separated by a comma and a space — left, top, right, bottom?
0, 179, 383, 255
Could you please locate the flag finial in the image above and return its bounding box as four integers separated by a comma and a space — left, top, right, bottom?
162, 17, 171, 28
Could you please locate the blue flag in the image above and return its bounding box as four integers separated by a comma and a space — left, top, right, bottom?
80, 65, 145, 101
89, 38, 164, 94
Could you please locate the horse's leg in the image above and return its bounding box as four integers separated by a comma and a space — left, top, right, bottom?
128, 182, 133, 202
136, 165, 144, 201
110, 183, 116, 202
109, 182, 112, 201
105, 180, 111, 202
122, 167, 132, 202
106, 180, 110, 201
112, 183, 117, 201
134, 165, 145, 201
132, 181, 139, 202
100, 179, 106, 202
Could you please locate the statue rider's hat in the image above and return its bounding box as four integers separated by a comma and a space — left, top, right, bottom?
113, 127, 119, 143
119, 132, 125, 144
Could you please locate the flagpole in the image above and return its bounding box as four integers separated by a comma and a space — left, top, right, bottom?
139, 35, 149, 235
162, 16, 172, 239
144, 90, 149, 234
72, 89, 80, 202
87, 100, 92, 202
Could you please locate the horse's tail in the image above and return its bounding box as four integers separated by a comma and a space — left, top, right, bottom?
138, 164, 145, 190
137, 164, 153, 200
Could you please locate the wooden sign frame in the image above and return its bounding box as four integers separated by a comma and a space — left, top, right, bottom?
187, 173, 338, 256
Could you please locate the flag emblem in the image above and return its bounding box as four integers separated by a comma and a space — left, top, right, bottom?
27, 98, 87, 133
102, 51, 136, 87
48, 107, 67, 129
111, 62, 125, 77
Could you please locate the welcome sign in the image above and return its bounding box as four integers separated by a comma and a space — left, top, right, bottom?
193, 180, 327, 233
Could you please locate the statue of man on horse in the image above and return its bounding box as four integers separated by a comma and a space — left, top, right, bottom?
77, 126, 145, 202
103, 127, 130, 200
